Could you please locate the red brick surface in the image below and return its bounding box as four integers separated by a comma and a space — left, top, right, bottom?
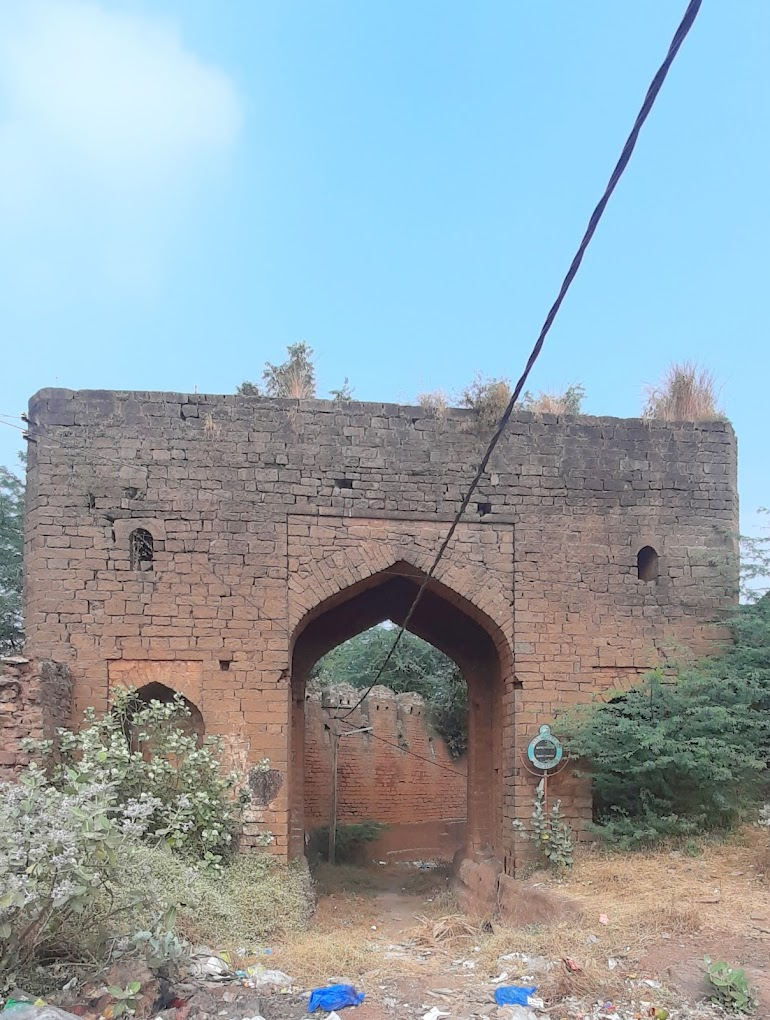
21, 390, 739, 870
0, 656, 72, 779
304, 685, 467, 858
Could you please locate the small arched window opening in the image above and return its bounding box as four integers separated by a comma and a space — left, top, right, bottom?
122, 682, 205, 753
129, 528, 154, 570
637, 545, 659, 582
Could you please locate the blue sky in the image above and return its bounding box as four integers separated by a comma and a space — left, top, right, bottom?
0, 1, 767, 532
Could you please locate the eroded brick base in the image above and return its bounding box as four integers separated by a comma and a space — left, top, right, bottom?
0, 656, 73, 778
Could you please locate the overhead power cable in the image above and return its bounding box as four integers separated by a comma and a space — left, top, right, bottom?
336, 721, 466, 778
340, 0, 703, 720
0, 418, 28, 433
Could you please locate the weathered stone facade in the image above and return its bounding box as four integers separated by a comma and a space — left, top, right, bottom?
0, 656, 73, 777
23, 388, 738, 872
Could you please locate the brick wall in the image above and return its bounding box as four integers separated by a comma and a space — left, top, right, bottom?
0, 656, 73, 779
22, 389, 739, 867
304, 684, 467, 859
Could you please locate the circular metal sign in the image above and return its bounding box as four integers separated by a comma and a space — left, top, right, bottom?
527, 724, 563, 771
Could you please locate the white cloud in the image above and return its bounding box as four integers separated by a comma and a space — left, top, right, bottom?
0, 1, 242, 280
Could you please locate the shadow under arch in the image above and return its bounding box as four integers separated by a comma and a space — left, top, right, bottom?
288, 559, 512, 862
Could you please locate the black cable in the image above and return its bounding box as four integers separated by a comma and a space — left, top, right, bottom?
0, 418, 27, 433
340, 0, 703, 720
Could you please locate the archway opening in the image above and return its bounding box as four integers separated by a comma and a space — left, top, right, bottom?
637, 545, 660, 582
126, 682, 205, 752
305, 623, 468, 865
289, 560, 507, 867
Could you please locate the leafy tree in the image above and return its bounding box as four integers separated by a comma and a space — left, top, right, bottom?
741, 508, 769, 602
0, 465, 24, 653
312, 626, 468, 756
330, 377, 354, 402
566, 598, 770, 847
241, 341, 316, 399
238, 347, 355, 402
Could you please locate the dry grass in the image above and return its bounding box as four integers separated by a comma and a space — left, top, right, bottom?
267, 889, 377, 983
281, 362, 315, 399
416, 390, 449, 420
405, 913, 480, 947
643, 361, 723, 421
475, 830, 770, 1003
268, 832, 770, 1007
521, 384, 585, 416
460, 374, 512, 431
523, 392, 573, 414
271, 927, 374, 985
202, 412, 220, 439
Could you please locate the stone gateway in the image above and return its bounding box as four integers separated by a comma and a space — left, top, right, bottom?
19, 388, 737, 876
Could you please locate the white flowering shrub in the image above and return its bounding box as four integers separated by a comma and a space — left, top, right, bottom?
0, 767, 141, 984
22, 689, 251, 870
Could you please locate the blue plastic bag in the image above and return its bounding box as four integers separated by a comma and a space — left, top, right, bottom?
307, 984, 365, 1012
493, 985, 537, 1007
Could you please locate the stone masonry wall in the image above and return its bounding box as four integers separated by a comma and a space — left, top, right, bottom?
0, 656, 73, 779
304, 684, 467, 859
22, 388, 739, 866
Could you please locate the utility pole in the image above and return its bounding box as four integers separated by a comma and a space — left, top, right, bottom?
327, 717, 373, 867
328, 719, 339, 865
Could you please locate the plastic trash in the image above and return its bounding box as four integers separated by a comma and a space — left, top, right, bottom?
493, 985, 538, 1007
240, 968, 293, 989
421, 1009, 449, 1020
307, 984, 365, 1012
188, 953, 231, 981
1, 1006, 82, 1020
506, 1009, 538, 1020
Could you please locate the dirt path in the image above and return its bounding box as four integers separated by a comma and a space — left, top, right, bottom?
266, 863, 740, 1020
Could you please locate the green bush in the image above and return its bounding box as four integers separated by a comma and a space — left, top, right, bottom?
460, 373, 512, 432
0, 767, 151, 987
0, 463, 24, 653
117, 843, 313, 947
512, 780, 575, 869
312, 626, 468, 757
566, 600, 770, 847
0, 774, 310, 994
313, 821, 389, 863
705, 958, 758, 1014
23, 689, 252, 869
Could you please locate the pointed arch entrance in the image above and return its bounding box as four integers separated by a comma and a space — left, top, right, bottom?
288, 559, 510, 862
